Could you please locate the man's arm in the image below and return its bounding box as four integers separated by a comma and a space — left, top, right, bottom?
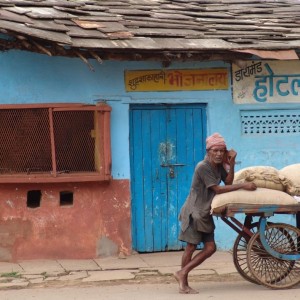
210, 182, 257, 195
224, 149, 236, 185
215, 148, 257, 194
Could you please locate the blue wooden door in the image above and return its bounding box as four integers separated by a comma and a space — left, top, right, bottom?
130, 104, 206, 252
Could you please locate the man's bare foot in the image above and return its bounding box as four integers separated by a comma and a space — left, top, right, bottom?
187, 287, 199, 294
174, 271, 199, 294
178, 286, 199, 294
174, 271, 189, 292
179, 288, 192, 294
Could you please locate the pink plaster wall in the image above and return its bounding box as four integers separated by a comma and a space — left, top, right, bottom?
0, 180, 132, 262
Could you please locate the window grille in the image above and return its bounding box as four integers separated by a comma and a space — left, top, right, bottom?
241, 110, 300, 135
0, 103, 111, 183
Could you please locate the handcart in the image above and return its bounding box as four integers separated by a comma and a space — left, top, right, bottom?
213, 203, 300, 289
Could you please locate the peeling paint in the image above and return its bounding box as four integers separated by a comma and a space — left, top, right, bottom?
159, 141, 175, 164
0, 179, 131, 261
44, 191, 55, 199
170, 224, 177, 236
5, 200, 14, 208
97, 236, 118, 257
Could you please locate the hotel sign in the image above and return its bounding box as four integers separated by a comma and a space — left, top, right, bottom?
124, 69, 228, 92
232, 60, 300, 104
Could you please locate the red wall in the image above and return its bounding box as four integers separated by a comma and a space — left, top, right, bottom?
0, 180, 131, 262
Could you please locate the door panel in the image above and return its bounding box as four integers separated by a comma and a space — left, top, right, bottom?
130, 104, 206, 252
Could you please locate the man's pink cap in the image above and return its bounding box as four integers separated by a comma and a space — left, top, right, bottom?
206, 132, 227, 150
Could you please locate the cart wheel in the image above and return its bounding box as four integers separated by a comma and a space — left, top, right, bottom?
232, 221, 278, 284
246, 223, 300, 289
233, 222, 260, 284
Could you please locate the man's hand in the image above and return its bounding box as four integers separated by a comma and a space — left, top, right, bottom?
211, 181, 257, 194
241, 182, 257, 191
227, 149, 237, 165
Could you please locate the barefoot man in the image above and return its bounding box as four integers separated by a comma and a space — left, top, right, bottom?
174, 132, 257, 294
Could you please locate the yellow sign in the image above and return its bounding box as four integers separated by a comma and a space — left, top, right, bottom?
124, 69, 228, 92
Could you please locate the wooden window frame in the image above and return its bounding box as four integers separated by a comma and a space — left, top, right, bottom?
0, 103, 112, 183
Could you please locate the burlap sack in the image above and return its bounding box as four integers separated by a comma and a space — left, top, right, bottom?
233, 166, 284, 191
211, 188, 298, 215
279, 164, 300, 196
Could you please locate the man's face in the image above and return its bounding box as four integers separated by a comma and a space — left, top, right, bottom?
207, 147, 226, 164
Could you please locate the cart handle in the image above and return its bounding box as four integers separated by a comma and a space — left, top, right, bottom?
259, 217, 300, 261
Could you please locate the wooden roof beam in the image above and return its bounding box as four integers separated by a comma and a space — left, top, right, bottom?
75, 50, 95, 71
32, 40, 53, 56
90, 51, 103, 64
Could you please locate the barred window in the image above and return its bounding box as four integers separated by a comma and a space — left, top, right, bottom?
241, 109, 300, 135
0, 103, 111, 183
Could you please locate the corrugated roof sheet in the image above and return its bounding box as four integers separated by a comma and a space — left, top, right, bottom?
0, 0, 299, 60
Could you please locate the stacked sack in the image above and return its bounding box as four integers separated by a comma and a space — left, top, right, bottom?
233, 164, 300, 196
279, 164, 300, 196
233, 166, 284, 191
211, 164, 300, 215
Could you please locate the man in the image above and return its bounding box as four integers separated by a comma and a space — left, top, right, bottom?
174, 132, 257, 294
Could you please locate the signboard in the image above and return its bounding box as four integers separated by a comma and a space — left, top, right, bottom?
124, 69, 228, 92
232, 60, 300, 104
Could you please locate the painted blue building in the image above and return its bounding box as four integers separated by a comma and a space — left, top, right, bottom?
0, 1, 299, 260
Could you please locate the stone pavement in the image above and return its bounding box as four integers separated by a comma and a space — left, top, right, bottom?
0, 251, 239, 289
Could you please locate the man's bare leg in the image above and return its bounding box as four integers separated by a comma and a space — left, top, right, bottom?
179, 243, 197, 293
181, 243, 196, 267
174, 241, 216, 294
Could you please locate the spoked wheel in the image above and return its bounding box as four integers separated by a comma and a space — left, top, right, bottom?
247, 223, 300, 289
232, 221, 278, 284
233, 222, 260, 284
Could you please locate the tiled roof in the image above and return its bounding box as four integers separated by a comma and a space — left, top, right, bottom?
0, 0, 299, 61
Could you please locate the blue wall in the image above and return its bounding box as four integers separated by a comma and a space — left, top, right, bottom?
1, 50, 299, 250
